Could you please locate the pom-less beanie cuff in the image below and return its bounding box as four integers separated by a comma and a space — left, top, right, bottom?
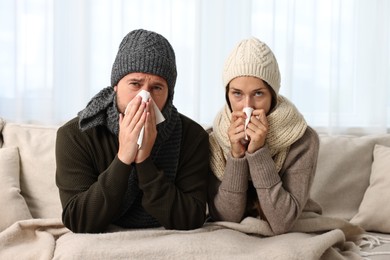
222, 37, 281, 95
111, 29, 177, 99
223, 63, 280, 94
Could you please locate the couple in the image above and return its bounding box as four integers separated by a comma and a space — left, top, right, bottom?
55, 29, 320, 235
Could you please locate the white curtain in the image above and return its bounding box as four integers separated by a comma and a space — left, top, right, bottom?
1, 0, 389, 135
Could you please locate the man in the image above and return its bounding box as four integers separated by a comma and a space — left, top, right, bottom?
56, 29, 209, 233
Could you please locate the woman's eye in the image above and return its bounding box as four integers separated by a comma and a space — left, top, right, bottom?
233, 91, 241, 97
255, 91, 263, 97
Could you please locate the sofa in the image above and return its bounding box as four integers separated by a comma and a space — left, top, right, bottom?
1, 117, 390, 259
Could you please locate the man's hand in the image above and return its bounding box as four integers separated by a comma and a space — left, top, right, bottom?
135, 100, 157, 163
117, 96, 147, 165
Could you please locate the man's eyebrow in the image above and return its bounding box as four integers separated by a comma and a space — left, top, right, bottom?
151, 79, 166, 85
126, 77, 143, 81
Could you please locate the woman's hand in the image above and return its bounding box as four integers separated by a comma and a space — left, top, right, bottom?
117, 96, 147, 165
228, 111, 247, 158
246, 109, 268, 154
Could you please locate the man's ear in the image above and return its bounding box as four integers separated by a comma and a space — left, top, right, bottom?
113, 86, 117, 92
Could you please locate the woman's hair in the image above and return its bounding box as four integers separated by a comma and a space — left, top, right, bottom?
225, 79, 277, 114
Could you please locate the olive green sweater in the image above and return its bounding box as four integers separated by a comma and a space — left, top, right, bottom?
56, 115, 209, 233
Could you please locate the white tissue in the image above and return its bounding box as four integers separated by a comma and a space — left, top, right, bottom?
124, 90, 165, 148
243, 107, 254, 140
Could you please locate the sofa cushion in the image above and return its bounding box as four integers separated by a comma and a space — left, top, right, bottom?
311, 134, 390, 221
0, 147, 32, 231
1, 122, 62, 219
350, 144, 390, 233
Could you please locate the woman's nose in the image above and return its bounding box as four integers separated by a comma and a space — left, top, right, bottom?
245, 96, 253, 108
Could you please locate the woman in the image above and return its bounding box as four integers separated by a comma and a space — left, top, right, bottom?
208, 37, 322, 235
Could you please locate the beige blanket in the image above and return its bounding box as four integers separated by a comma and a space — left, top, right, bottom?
0, 215, 363, 260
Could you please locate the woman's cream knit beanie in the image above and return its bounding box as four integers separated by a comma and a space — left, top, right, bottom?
222, 37, 281, 95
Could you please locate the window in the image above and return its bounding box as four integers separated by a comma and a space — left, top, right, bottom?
0, 0, 389, 134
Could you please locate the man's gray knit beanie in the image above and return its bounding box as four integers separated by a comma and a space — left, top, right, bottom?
111, 29, 177, 99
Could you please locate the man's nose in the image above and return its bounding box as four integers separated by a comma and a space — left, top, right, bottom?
140, 84, 151, 93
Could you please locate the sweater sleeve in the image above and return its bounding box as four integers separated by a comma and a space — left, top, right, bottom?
247, 127, 320, 235
208, 154, 249, 222
136, 119, 209, 230
55, 120, 131, 233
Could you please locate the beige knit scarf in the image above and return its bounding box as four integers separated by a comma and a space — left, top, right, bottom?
210, 95, 307, 181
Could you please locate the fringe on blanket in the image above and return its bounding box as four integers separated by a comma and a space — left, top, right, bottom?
358, 234, 390, 260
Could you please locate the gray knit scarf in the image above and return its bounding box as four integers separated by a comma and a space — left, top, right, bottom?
78, 87, 182, 228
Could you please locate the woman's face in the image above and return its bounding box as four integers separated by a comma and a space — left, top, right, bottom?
227, 76, 273, 114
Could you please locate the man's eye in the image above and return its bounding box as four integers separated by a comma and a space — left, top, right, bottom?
152, 86, 163, 91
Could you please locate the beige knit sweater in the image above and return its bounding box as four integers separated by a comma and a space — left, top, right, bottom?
208, 96, 322, 235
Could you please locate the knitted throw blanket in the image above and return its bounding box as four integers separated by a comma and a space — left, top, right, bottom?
210, 95, 307, 180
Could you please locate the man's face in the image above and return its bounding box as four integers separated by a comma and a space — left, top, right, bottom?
114, 72, 169, 114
